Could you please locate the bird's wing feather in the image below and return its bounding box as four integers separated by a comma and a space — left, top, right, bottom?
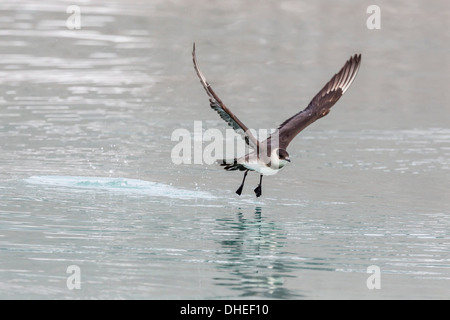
275, 54, 362, 150
192, 43, 260, 150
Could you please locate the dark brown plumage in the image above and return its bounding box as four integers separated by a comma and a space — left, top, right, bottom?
274, 54, 361, 150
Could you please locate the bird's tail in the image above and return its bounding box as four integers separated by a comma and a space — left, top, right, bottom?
217, 159, 247, 171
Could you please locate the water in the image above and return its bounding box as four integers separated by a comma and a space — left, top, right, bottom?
0, 0, 449, 299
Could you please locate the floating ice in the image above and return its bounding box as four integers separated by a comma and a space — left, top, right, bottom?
25, 176, 216, 200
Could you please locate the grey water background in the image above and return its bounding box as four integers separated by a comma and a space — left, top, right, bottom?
0, 0, 449, 299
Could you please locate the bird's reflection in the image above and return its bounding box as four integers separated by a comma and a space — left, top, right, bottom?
213, 206, 303, 299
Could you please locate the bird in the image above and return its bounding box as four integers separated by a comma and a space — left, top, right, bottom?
192, 43, 361, 197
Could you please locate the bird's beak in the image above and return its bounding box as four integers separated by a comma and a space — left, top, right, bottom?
285, 157, 291, 162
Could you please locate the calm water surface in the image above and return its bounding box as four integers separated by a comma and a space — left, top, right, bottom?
0, 0, 449, 299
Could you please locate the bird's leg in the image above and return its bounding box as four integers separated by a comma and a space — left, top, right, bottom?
235, 170, 249, 196
254, 174, 263, 197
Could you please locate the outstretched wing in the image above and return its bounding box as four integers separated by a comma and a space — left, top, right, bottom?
192, 43, 260, 150
275, 54, 362, 150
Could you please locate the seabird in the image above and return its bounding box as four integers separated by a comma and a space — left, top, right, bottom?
192, 43, 361, 197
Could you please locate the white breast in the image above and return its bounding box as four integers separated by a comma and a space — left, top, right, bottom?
243, 162, 281, 175
237, 148, 288, 176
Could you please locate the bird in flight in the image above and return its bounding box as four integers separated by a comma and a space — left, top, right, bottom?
192, 43, 361, 197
